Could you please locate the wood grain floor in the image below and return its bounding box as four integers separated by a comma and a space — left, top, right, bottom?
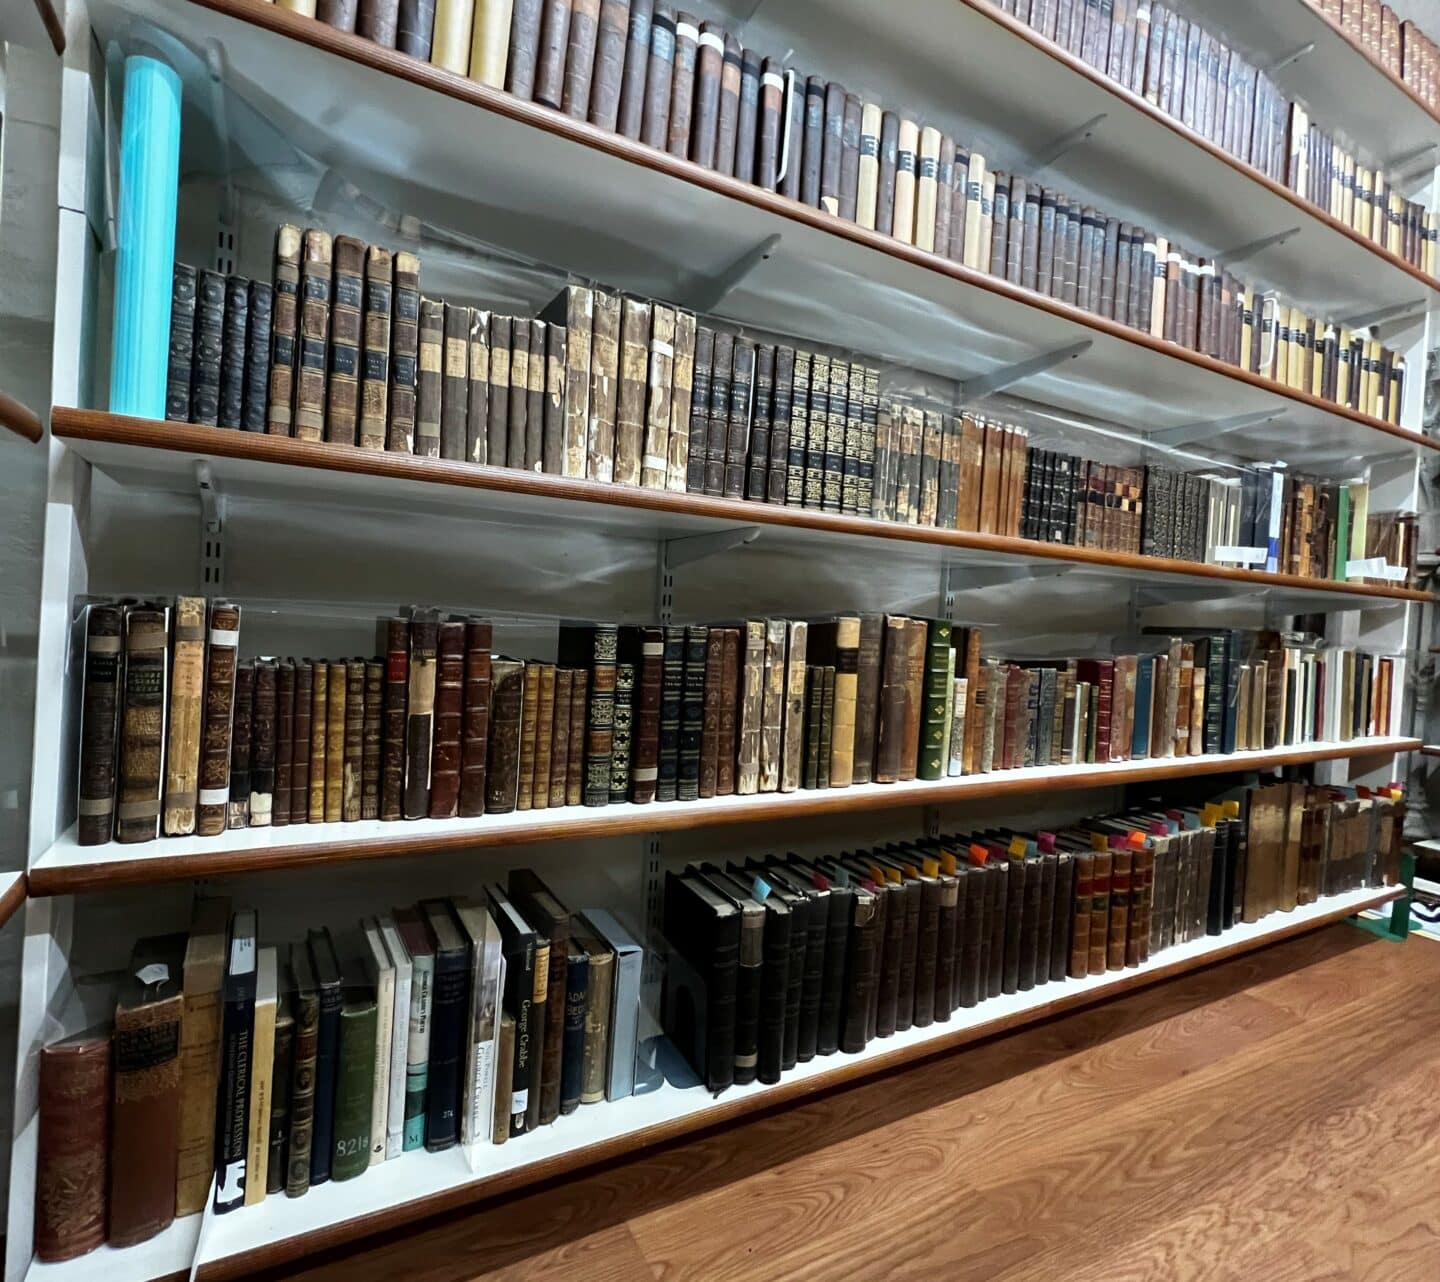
275, 924, 1440, 1282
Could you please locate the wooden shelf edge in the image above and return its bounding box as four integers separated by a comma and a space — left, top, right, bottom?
177, 0, 1440, 457
33, 0, 64, 54
967, 0, 1440, 300
29, 738, 1419, 895
0, 391, 45, 444
193, 883, 1402, 1282
50, 409, 1435, 607
0, 873, 27, 931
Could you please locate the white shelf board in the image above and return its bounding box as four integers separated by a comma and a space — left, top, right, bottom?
83, 0, 1432, 465
21, 883, 1397, 1282
30, 738, 1417, 891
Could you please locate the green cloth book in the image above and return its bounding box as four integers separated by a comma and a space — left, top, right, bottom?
330, 956, 377, 1182
917, 619, 954, 782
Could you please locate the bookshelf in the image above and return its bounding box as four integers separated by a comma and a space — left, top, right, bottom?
0, 873, 26, 932
0, 393, 44, 444
18, 882, 1404, 1282
82, 0, 1437, 463
7, 0, 1432, 1277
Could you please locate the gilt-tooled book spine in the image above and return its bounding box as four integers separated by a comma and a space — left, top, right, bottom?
361, 660, 383, 820
341, 661, 365, 822
402, 609, 440, 819
714, 627, 740, 795
631, 626, 664, 803
616, 0, 653, 137
757, 619, 786, 792
306, 661, 328, 823
766, 345, 794, 504
507, 313, 530, 469
565, 669, 587, 804
379, 620, 408, 821
243, 280, 273, 432
829, 615, 861, 787
757, 57, 785, 190
736, 619, 766, 795
803, 352, 828, 509
266, 226, 303, 435
291, 661, 313, 825
715, 35, 742, 176
507, 0, 545, 97
36, 1029, 112, 1262
381, 251, 418, 452
747, 343, 774, 501
561, 0, 601, 118
275, 660, 294, 826
352, 246, 393, 450
646, 625, 680, 801
590, 626, 620, 805
115, 606, 170, 844
485, 659, 526, 813
166, 263, 196, 423
516, 661, 542, 810
689, 21, 722, 168
839, 361, 864, 514
668, 13, 700, 158
158, 596, 205, 837
724, 339, 755, 500
686, 325, 714, 492
293, 231, 333, 441
218, 274, 249, 430
817, 667, 836, 787
785, 347, 811, 504
459, 620, 494, 817
428, 622, 465, 818
821, 354, 847, 512
192, 270, 228, 427
802, 666, 823, 789
640, 4, 675, 148
677, 626, 708, 800
533, 0, 571, 108
699, 631, 723, 798
226, 660, 254, 830
550, 667, 575, 805
78, 604, 124, 845
318, 662, 344, 824
705, 330, 734, 496
323, 236, 363, 444
610, 659, 635, 803
250, 659, 278, 828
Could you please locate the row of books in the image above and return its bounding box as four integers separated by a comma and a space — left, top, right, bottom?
997, 1, 1437, 276
1310, 0, 1440, 114
32, 872, 643, 1261
663, 780, 1406, 1090
260, 7, 1417, 416
166, 267, 272, 430
76, 596, 1406, 848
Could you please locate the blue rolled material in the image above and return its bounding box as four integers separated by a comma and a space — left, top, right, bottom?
109, 54, 181, 419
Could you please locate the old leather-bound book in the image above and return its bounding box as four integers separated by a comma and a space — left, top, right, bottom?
702, 329, 732, 496
469, 310, 495, 459
540, 319, 565, 472
874, 614, 910, 784
614, 297, 650, 484
667, 308, 696, 492
734, 46, 760, 182
486, 658, 526, 813
361, 660, 383, 820
427, 622, 465, 818
766, 344, 794, 504
321, 236, 362, 445
686, 325, 713, 492
615, 0, 652, 137
586, 0, 628, 127
78, 603, 123, 844
431, 0, 475, 72
217, 274, 249, 429
275, 659, 295, 826
723, 339, 755, 499
640, 3, 675, 148
166, 263, 196, 423
800, 75, 824, 207
850, 613, 883, 784
285, 942, 320, 1195
250, 659, 278, 827
802, 666, 824, 788
439, 302, 469, 460
641, 303, 675, 489
459, 619, 493, 817
402, 609, 440, 819
756, 56, 785, 191
190, 268, 224, 426
533, 0, 571, 108
828, 615, 861, 786
697, 629, 723, 798
242, 280, 273, 432
531, 664, 557, 808
267, 986, 294, 1192
379, 619, 408, 820
672, 627, 704, 801
560, 0, 600, 119
116, 604, 170, 844
485, 313, 511, 465
736, 619, 766, 795
538, 285, 593, 479
802, 352, 828, 508
610, 654, 636, 803
509, 869, 573, 1125
292, 660, 313, 824
266, 226, 303, 434
359, 0, 399, 44
746, 344, 773, 500
319, 0, 359, 30
110, 935, 186, 1245
714, 34, 742, 175
415, 297, 444, 458
587, 290, 621, 480
515, 665, 541, 806
305, 665, 328, 823
35, 1026, 112, 1262
780, 619, 808, 792
382, 250, 419, 452
756, 620, 786, 793
668, 13, 700, 158
549, 667, 575, 805
627, 626, 664, 803
565, 668, 588, 805
507, 0, 545, 96
323, 661, 347, 823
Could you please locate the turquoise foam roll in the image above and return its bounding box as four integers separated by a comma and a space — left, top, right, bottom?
109, 54, 181, 419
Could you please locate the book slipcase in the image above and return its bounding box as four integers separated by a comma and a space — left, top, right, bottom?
7, 1, 1433, 1280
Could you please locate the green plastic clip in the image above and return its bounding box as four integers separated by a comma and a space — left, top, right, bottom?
1350, 851, 1417, 944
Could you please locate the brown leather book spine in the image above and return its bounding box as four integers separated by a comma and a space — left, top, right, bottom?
357, 245, 392, 450
757, 56, 784, 190
387, 250, 420, 453
640, 303, 675, 489
639, 4, 675, 149
616, 0, 653, 138
736, 620, 766, 795
631, 627, 663, 803
466, 307, 491, 465
873, 615, 909, 784
428, 622, 466, 818
307, 660, 327, 822
699, 631, 723, 798
716, 626, 741, 795
526, 318, 547, 470
667, 308, 696, 492
724, 339, 755, 499
294, 229, 331, 443
78, 604, 124, 845
691, 22, 724, 168
548, 667, 574, 805
109, 990, 183, 1246
380, 618, 408, 821
780, 619, 808, 791
321, 661, 345, 823
403, 609, 440, 819
532, 663, 557, 809
459, 619, 494, 817
175, 897, 228, 1216
508, 0, 545, 98
566, 668, 588, 805
562, 0, 601, 119
588, 289, 621, 481
324, 234, 364, 446
542, 318, 566, 474
36, 1032, 111, 1262
116, 606, 170, 844
336, 658, 361, 822
667, 14, 699, 159
715, 34, 742, 176
359, 0, 399, 45
1069, 852, 1094, 978
851, 614, 883, 784
506, 314, 530, 469
486, 313, 511, 466
588, 0, 629, 130
274, 659, 294, 827
758, 618, 787, 792
818, 82, 845, 217
361, 659, 382, 820
517, 659, 543, 810
439, 301, 469, 461
267, 224, 302, 435
159, 596, 205, 837
614, 297, 650, 484
1107, 848, 1130, 970
735, 46, 760, 183
416, 296, 444, 458
829, 615, 859, 787
533, 0, 573, 108
249, 659, 277, 828
1088, 852, 1112, 974
292, 660, 313, 824
486, 658, 526, 813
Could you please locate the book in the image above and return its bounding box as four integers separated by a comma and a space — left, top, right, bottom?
242, 946, 278, 1206
453, 896, 504, 1146
266, 987, 295, 1195
77, 603, 124, 845
375, 916, 413, 1159
116, 604, 169, 844
419, 900, 471, 1150
307, 927, 343, 1185
489, 882, 541, 1136
361, 919, 397, 1166
394, 909, 435, 1151
331, 952, 378, 1181
35, 1028, 111, 1262
176, 897, 231, 1216
284, 942, 320, 1196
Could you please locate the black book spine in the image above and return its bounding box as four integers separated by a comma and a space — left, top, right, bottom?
732, 919, 762, 1085
678, 626, 707, 801
242, 280, 274, 431
757, 909, 790, 1084
816, 884, 849, 1054
746, 344, 774, 502
559, 950, 589, 1115
781, 902, 805, 1069
794, 893, 824, 1060
191, 269, 226, 426
1018, 856, 1043, 990
213, 964, 257, 1213
167, 263, 197, 423
840, 893, 878, 1054
656, 625, 685, 802
911, 880, 939, 1028
875, 887, 901, 1037
218, 274, 250, 429
309, 981, 342, 1185
424, 946, 470, 1152
609, 661, 635, 805
985, 860, 1006, 998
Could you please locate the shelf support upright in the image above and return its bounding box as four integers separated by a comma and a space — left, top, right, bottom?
197, 462, 226, 593
958, 340, 1092, 402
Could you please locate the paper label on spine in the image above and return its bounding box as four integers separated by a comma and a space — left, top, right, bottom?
1215, 546, 1267, 565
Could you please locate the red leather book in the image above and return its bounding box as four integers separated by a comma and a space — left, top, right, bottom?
35, 1028, 111, 1262
459, 619, 494, 818
1075, 658, 1115, 764
429, 621, 466, 819
380, 617, 408, 821
627, 625, 664, 804
715, 626, 741, 795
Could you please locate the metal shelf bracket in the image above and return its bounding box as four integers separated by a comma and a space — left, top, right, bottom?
1147, 408, 1284, 448
1220, 227, 1301, 265
678, 234, 782, 313
945, 563, 1072, 600
665, 526, 763, 568
197, 462, 225, 592
1028, 114, 1107, 170
959, 340, 1092, 401
1266, 42, 1315, 74
1342, 297, 1429, 333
